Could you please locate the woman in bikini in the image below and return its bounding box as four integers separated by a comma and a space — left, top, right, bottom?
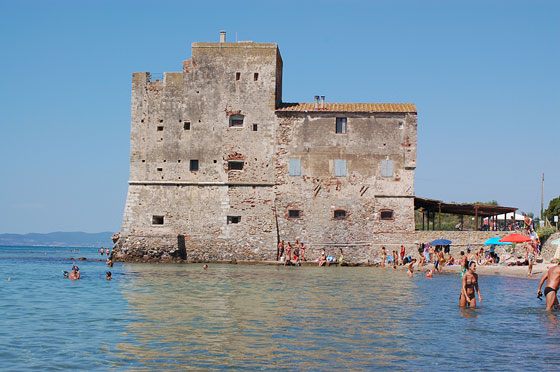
460, 261, 482, 308
284, 243, 292, 266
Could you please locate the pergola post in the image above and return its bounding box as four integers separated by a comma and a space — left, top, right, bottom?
438, 203, 442, 230
475, 207, 479, 231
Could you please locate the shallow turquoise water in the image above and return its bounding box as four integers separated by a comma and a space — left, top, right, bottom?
1, 246, 558, 371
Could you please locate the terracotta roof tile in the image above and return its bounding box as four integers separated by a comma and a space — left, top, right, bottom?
276, 103, 416, 113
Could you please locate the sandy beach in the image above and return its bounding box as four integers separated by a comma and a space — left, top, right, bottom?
434, 261, 554, 279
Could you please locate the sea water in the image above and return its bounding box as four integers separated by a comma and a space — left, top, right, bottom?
0, 246, 558, 371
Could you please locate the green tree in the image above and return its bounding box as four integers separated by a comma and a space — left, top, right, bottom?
474, 200, 499, 206
544, 196, 560, 222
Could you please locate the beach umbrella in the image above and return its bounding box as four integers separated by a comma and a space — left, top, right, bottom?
430, 239, 452, 245
484, 237, 513, 246
499, 234, 532, 243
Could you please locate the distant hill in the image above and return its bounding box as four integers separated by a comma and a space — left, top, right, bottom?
0, 232, 115, 248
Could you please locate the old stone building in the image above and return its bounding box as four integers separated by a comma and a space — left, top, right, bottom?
113, 32, 417, 262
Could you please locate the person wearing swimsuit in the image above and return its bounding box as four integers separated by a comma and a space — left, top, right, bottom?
537, 262, 560, 311
319, 250, 327, 267
460, 261, 481, 308
277, 240, 284, 261
284, 243, 292, 266
407, 258, 417, 277
381, 246, 387, 268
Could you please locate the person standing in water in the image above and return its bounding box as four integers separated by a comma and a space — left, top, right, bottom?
407, 258, 417, 277
460, 261, 481, 308
537, 263, 560, 311
381, 246, 387, 268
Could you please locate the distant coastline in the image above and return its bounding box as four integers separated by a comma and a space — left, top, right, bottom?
0, 232, 114, 248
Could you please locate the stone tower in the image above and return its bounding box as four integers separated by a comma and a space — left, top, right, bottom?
116, 33, 282, 261
114, 33, 417, 262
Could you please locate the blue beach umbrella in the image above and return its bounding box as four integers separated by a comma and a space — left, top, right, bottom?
484, 237, 513, 246
430, 239, 452, 245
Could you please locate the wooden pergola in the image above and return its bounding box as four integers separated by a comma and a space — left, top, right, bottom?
414, 197, 518, 231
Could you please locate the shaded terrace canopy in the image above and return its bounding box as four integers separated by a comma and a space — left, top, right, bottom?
414, 197, 518, 230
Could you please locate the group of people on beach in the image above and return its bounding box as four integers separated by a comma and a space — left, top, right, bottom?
318, 248, 344, 267
277, 239, 306, 266
277, 240, 346, 267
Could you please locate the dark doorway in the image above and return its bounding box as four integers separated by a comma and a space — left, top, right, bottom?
177, 234, 187, 260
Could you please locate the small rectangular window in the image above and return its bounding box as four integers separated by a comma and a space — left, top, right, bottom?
381, 210, 394, 220
157, 126, 164, 131
398, 121, 404, 129
334, 159, 347, 177
336, 117, 347, 134
157, 167, 163, 172
381, 159, 394, 177
228, 161, 244, 170
229, 115, 244, 127
190, 160, 199, 171
254, 73, 259, 81
288, 209, 301, 218
227, 216, 241, 224
152, 215, 164, 225
334, 210, 347, 220
183, 121, 191, 130
289, 158, 301, 176
252, 124, 258, 131
235, 72, 241, 81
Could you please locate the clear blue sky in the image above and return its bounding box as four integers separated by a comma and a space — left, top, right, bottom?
0, 0, 558, 234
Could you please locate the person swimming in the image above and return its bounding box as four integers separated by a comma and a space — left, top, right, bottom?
69, 266, 80, 280
106, 271, 112, 280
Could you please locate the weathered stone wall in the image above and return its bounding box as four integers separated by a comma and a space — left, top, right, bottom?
273, 111, 417, 257
117, 184, 277, 261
